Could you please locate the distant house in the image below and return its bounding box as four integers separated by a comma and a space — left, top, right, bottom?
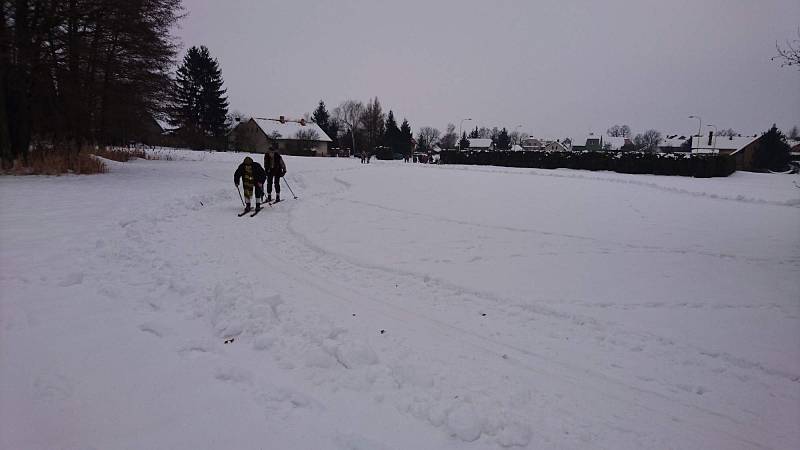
229, 117, 332, 156
659, 135, 691, 153
789, 140, 800, 161
690, 133, 760, 170
465, 138, 493, 151
690, 133, 757, 155
520, 137, 567, 152
543, 141, 568, 152
521, 137, 547, 151
571, 133, 629, 151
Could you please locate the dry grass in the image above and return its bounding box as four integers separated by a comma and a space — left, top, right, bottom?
3, 147, 107, 175
2, 145, 173, 176
92, 147, 148, 162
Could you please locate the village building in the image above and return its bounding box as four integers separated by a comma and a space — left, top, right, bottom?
571, 133, 631, 151
659, 135, 691, 153
520, 137, 568, 151
690, 133, 760, 170
464, 138, 493, 151
228, 117, 332, 156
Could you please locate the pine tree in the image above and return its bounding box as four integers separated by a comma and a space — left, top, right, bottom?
312, 100, 330, 135
384, 111, 400, 153
400, 119, 413, 155
752, 125, 791, 171
496, 128, 511, 150
469, 127, 480, 139
459, 132, 470, 150
171, 46, 229, 149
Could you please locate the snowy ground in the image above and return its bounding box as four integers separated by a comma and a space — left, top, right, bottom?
1, 149, 798, 450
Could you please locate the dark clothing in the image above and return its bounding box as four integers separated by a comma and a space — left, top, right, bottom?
264, 152, 286, 176
267, 174, 280, 196
263, 152, 286, 198
234, 161, 266, 200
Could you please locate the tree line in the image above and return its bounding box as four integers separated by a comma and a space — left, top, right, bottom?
1, 0, 183, 166
308, 98, 414, 158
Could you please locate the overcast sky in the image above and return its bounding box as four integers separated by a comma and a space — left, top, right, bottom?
175, 0, 800, 139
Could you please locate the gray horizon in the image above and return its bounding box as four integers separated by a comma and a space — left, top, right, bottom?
175, 0, 800, 140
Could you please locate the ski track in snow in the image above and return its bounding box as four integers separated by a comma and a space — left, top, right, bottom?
1, 149, 798, 450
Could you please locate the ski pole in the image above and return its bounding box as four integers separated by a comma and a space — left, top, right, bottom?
283, 177, 298, 199
235, 183, 245, 206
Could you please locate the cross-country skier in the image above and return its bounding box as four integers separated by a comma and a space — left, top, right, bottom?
263, 143, 287, 203
234, 156, 266, 214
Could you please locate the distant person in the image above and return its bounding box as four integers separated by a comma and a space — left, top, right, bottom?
264, 143, 287, 203
360, 150, 366, 164
234, 156, 266, 215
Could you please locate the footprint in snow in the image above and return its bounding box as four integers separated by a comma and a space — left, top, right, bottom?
138, 322, 167, 338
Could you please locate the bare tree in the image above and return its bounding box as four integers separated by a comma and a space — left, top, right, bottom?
360, 97, 385, 152
633, 129, 662, 152
509, 131, 529, 146
226, 110, 247, 129
439, 123, 458, 149
333, 100, 364, 154
295, 128, 320, 151
773, 28, 800, 69
716, 128, 737, 137
416, 127, 440, 150
607, 124, 632, 137
789, 126, 799, 140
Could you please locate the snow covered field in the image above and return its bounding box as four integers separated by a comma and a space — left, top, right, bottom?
1, 149, 798, 450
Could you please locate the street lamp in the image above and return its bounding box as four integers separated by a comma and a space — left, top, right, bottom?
707, 124, 718, 153
459, 118, 472, 150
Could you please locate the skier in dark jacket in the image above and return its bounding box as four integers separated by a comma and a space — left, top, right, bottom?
263, 143, 287, 203
234, 156, 267, 214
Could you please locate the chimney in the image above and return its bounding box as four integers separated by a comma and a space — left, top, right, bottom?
707, 131, 713, 146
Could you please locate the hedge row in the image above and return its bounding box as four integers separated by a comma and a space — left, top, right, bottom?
439, 150, 736, 177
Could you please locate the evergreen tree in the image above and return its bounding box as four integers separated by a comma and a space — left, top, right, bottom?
459, 132, 470, 149
400, 119, 413, 155
752, 125, 791, 171
171, 46, 229, 149
384, 111, 401, 153
469, 127, 480, 139
312, 100, 331, 136
496, 128, 511, 150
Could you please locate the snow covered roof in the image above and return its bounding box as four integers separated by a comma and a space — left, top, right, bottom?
511, 144, 524, 151
660, 136, 690, 148
252, 117, 332, 142
467, 138, 493, 148
691, 135, 757, 152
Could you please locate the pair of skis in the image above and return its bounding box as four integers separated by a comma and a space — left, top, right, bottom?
237, 199, 281, 217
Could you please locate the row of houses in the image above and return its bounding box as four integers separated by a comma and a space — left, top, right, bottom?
221, 116, 799, 172
454, 131, 800, 171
